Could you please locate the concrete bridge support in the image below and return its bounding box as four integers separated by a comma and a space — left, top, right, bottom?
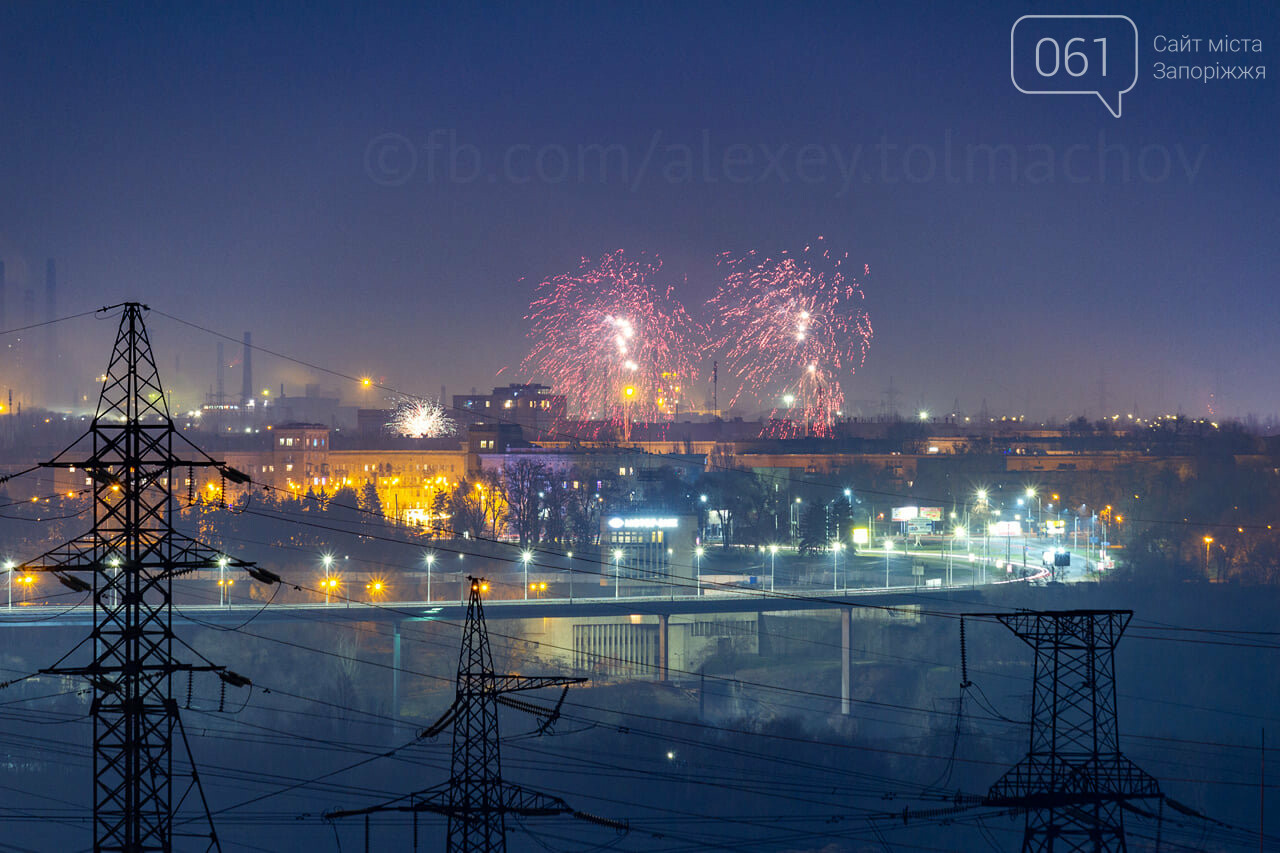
840, 607, 851, 716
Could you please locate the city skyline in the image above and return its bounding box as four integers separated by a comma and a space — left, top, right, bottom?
1, 1, 1277, 420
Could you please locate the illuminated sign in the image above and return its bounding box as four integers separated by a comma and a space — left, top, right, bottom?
891, 506, 918, 522
989, 520, 1022, 537
919, 507, 943, 521
607, 517, 679, 530
852, 528, 869, 545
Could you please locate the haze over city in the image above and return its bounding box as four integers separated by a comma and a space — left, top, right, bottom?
2, 1, 1277, 421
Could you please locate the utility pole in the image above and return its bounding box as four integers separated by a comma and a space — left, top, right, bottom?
326, 577, 622, 851
19, 303, 269, 852
983, 609, 1160, 852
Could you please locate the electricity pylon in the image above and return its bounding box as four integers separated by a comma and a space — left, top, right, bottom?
19, 303, 269, 852
327, 576, 623, 852
984, 609, 1160, 852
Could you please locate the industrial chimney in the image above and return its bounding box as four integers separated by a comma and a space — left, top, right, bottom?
241, 332, 252, 407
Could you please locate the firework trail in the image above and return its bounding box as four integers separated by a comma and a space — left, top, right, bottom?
387, 398, 456, 438
523, 251, 704, 429
710, 238, 872, 437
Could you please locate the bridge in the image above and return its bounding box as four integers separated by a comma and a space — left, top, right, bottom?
0, 573, 1044, 716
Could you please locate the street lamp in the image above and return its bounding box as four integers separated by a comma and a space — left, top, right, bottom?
218, 556, 229, 607
109, 557, 121, 607
424, 552, 436, 602
5, 560, 13, 610
613, 549, 623, 599
832, 541, 843, 591
883, 538, 894, 588
322, 553, 335, 605
566, 551, 574, 601
1203, 535, 1214, 577
950, 526, 966, 586
521, 550, 533, 600
768, 544, 778, 592
695, 546, 704, 596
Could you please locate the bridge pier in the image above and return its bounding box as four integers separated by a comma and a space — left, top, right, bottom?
840, 607, 851, 716
392, 621, 402, 717
657, 614, 669, 682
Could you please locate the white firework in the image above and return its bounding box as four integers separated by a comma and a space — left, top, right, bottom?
388, 399, 456, 438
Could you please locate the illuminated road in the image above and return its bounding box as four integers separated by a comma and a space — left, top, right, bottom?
0, 563, 1050, 629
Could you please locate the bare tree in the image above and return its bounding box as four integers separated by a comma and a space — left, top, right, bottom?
448, 478, 487, 539
502, 459, 551, 549
478, 468, 507, 538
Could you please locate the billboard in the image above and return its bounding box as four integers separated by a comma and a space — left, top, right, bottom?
852, 528, 869, 545
989, 520, 1022, 537
919, 507, 943, 521
891, 506, 918, 522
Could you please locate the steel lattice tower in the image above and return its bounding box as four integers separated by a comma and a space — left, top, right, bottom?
327, 576, 621, 852
985, 609, 1160, 852
22, 303, 260, 852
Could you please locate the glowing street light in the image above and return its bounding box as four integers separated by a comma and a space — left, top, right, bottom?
218, 556, 229, 607
109, 557, 121, 608
322, 553, 335, 604
424, 552, 436, 602
613, 549, 624, 599
832, 541, 844, 591
768, 544, 778, 592
521, 550, 533, 600
695, 546, 704, 596
1203, 535, 1214, 576
884, 538, 895, 588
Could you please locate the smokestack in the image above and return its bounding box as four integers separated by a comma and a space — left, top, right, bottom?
241, 332, 252, 407
216, 342, 225, 404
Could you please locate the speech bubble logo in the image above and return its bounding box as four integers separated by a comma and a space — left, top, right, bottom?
1011, 15, 1138, 118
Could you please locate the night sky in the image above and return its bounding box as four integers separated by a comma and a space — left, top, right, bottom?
1, 1, 1276, 419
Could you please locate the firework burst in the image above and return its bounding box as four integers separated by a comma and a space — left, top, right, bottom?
710, 238, 872, 437
523, 251, 704, 428
387, 398, 456, 438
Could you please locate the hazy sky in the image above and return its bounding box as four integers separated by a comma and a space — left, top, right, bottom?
1, 1, 1276, 419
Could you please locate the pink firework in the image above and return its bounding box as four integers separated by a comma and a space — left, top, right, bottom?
524, 251, 704, 427
710, 238, 872, 437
